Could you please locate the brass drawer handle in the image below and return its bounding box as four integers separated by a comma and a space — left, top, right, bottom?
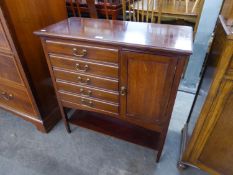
80, 88, 92, 97
77, 76, 90, 85
76, 63, 89, 72
73, 48, 87, 57
0, 91, 14, 101
120, 86, 127, 96
81, 98, 93, 107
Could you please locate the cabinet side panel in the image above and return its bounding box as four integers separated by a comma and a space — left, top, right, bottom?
198, 81, 233, 175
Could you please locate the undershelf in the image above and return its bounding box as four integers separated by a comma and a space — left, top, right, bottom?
69, 110, 160, 150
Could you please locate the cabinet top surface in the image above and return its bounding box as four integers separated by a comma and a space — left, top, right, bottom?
35, 17, 193, 55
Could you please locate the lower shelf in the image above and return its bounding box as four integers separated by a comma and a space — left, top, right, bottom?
69, 110, 160, 151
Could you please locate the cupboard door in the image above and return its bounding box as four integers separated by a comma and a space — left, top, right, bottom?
121, 51, 177, 128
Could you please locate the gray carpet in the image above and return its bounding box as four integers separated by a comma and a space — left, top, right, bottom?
0, 91, 208, 175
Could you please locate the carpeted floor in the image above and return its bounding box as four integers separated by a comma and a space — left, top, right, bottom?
0, 91, 208, 175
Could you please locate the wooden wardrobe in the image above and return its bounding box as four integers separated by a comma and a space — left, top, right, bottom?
178, 7, 233, 175
0, 1, 67, 132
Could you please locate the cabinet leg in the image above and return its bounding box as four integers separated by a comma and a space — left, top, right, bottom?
60, 107, 71, 133
64, 113, 71, 133
156, 150, 162, 162
156, 132, 167, 162
35, 123, 48, 133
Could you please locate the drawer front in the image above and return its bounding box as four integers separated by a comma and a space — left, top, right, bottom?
0, 53, 23, 84
59, 91, 119, 114
46, 40, 119, 63
54, 69, 119, 91
0, 82, 36, 116
50, 55, 118, 78
56, 80, 119, 103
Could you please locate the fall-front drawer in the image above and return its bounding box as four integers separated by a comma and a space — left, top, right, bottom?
0, 52, 23, 84
56, 80, 119, 103
59, 91, 119, 114
0, 81, 36, 116
46, 40, 119, 63
53, 68, 119, 91
50, 54, 118, 78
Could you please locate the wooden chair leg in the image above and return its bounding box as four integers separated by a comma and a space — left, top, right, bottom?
186, 0, 189, 13
104, 0, 109, 19
69, 0, 76, 16
75, 0, 82, 17
122, 0, 126, 21
157, 0, 163, 23
173, 0, 176, 6
192, 0, 200, 13
86, 0, 98, 18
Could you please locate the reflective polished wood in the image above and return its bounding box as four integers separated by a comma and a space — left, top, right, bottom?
36, 17, 193, 161
37, 17, 193, 55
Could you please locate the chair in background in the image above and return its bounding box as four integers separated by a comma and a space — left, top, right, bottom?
121, 0, 204, 33
66, 0, 122, 19
67, 0, 97, 18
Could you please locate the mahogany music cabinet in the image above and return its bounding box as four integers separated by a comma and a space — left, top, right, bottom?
35, 17, 193, 161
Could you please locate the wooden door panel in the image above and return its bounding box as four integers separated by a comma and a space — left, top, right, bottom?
0, 52, 23, 84
0, 18, 11, 53
198, 80, 233, 175
122, 52, 177, 125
